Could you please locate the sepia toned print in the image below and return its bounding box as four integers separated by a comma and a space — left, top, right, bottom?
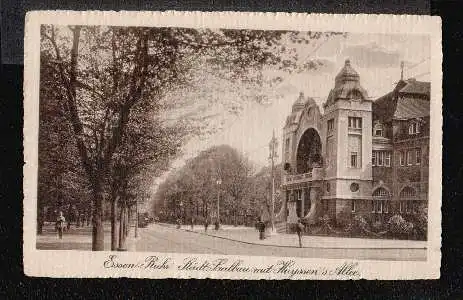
24, 11, 442, 279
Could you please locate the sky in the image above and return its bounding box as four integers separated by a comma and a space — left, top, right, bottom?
150, 32, 431, 198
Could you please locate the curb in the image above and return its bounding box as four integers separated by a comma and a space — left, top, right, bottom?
156, 223, 427, 250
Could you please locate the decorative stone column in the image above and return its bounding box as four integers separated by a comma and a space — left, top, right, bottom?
287, 191, 299, 224
304, 186, 321, 224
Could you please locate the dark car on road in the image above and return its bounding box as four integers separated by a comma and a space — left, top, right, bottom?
138, 214, 149, 228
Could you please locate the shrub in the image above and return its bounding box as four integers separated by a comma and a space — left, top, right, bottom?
371, 220, 384, 232
387, 214, 414, 238
408, 204, 428, 240
319, 214, 331, 226
345, 215, 368, 235
354, 215, 368, 230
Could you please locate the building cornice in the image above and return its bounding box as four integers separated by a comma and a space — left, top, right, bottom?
322, 195, 373, 200
324, 177, 372, 181
393, 136, 429, 144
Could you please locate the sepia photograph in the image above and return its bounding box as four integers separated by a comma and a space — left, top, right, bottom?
24, 11, 442, 279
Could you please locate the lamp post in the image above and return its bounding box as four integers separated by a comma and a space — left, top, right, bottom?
179, 200, 184, 225
135, 198, 138, 238
216, 178, 222, 229
268, 129, 279, 235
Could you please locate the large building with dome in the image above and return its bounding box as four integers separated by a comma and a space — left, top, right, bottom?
275, 59, 430, 232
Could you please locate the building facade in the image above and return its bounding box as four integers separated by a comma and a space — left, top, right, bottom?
276, 59, 430, 232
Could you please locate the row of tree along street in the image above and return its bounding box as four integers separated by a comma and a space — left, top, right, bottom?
153, 145, 282, 227
38, 25, 342, 250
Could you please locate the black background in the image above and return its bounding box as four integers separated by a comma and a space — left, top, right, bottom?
1, 1, 462, 298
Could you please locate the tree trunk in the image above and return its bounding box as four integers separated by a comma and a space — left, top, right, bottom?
37, 206, 44, 235
111, 198, 118, 251
126, 206, 131, 237
118, 204, 126, 249
92, 184, 105, 251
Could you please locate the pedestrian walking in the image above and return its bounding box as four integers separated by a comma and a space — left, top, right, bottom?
190, 217, 194, 230
295, 219, 304, 248
204, 218, 209, 232
56, 211, 66, 239
257, 219, 266, 240
176, 218, 181, 229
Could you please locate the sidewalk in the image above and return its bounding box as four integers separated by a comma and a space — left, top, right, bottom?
36, 223, 138, 251
160, 223, 426, 249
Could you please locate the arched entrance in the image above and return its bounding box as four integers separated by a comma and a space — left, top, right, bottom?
296, 128, 322, 174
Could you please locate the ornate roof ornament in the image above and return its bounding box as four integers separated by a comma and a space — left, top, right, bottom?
334, 59, 360, 87
292, 92, 307, 112
324, 59, 369, 108
292, 92, 317, 113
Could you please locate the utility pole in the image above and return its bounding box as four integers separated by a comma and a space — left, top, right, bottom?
400, 61, 404, 80
134, 198, 138, 238
216, 178, 222, 230
268, 129, 278, 234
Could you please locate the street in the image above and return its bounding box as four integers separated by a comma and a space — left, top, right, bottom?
136, 224, 426, 261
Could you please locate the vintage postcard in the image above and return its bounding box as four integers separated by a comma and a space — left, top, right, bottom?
24, 11, 442, 279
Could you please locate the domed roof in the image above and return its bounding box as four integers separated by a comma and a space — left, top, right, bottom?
335, 59, 360, 87
292, 92, 316, 112
292, 92, 306, 110
324, 59, 369, 108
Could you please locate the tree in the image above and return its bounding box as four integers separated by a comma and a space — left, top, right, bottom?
155, 145, 254, 225
108, 108, 183, 249
218, 150, 252, 226
41, 25, 189, 250
38, 51, 92, 234
246, 164, 282, 221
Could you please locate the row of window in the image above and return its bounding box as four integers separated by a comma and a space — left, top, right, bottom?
327, 118, 422, 136
371, 186, 417, 198
308, 148, 420, 168
350, 200, 420, 214
327, 117, 363, 133
323, 184, 416, 198
372, 151, 391, 167
348, 117, 362, 129
374, 121, 421, 137
399, 148, 421, 166
371, 149, 422, 167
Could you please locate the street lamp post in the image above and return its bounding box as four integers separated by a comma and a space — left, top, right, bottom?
134, 198, 138, 238
216, 178, 222, 230
268, 129, 279, 235
179, 200, 184, 225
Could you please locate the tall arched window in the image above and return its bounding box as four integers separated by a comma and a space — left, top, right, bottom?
372, 187, 390, 214
373, 187, 389, 197
399, 186, 417, 214
400, 186, 416, 198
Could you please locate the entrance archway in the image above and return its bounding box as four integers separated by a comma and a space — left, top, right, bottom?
296, 128, 322, 174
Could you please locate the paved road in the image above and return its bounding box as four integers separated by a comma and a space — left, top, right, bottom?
136, 224, 426, 261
